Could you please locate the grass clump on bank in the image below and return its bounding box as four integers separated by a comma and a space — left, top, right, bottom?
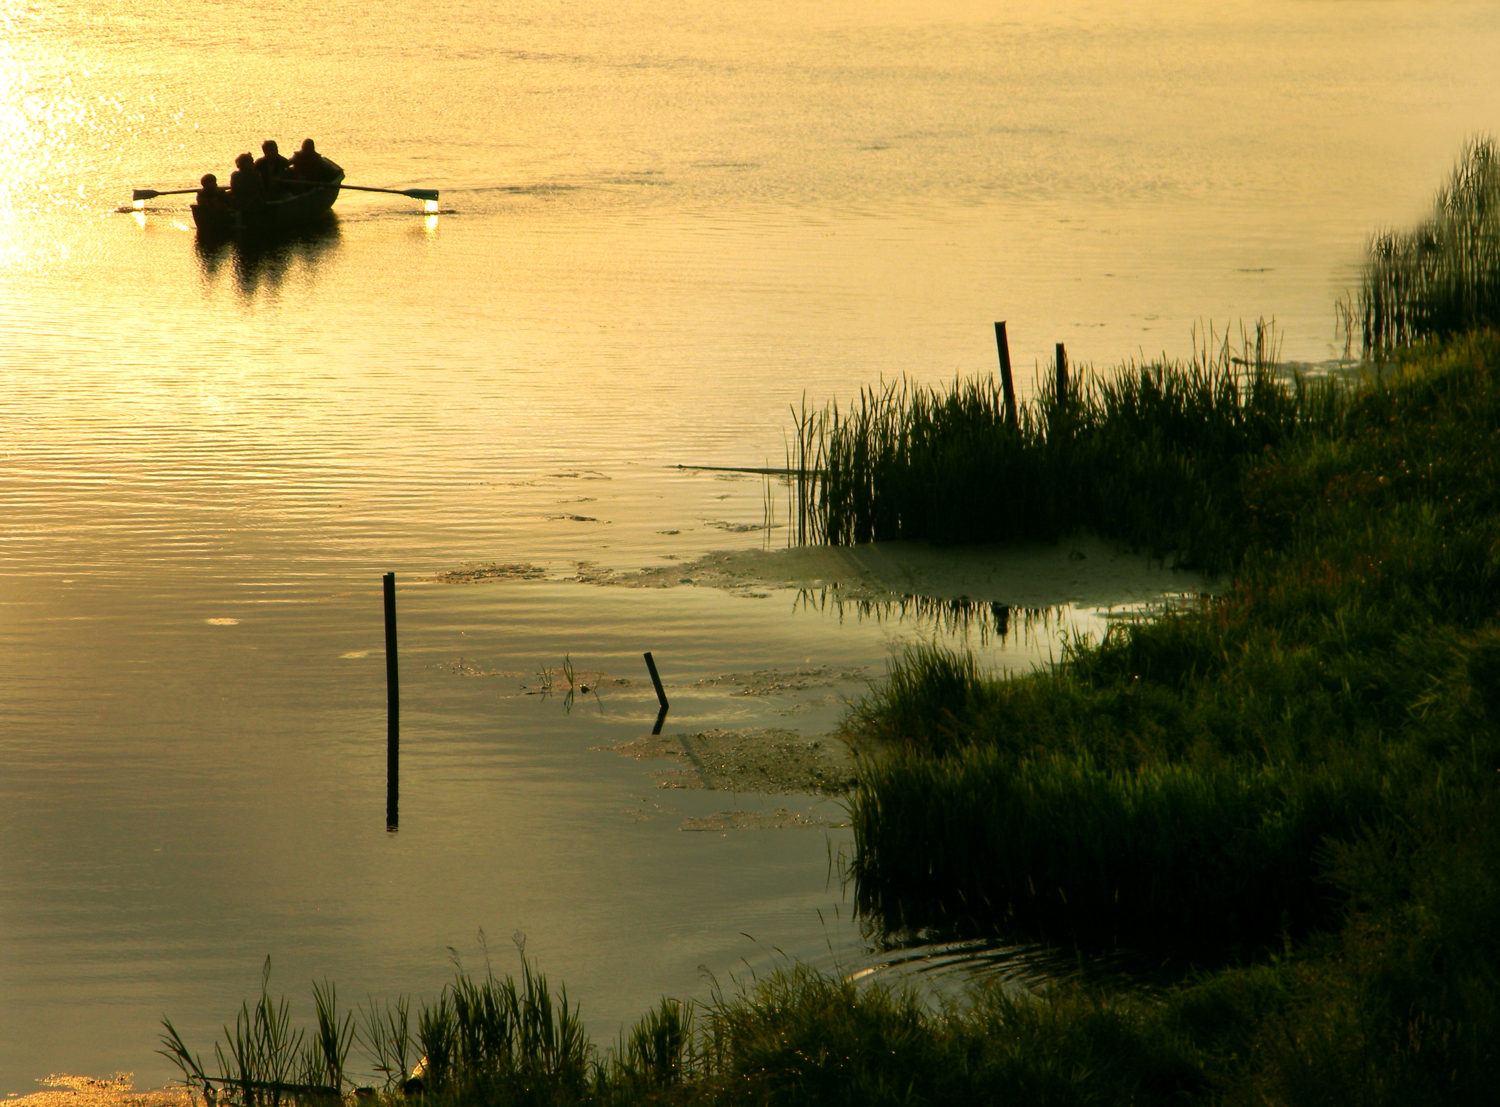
790, 320, 1344, 568
164, 955, 1233, 1107
1360, 136, 1500, 354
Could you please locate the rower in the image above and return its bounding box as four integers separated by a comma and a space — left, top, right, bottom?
195, 173, 230, 211
228, 153, 267, 209
289, 138, 332, 182
254, 140, 292, 195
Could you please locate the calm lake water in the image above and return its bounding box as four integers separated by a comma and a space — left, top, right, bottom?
1, 0, 1499, 1087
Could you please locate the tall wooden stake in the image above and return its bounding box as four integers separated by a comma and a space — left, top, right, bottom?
995, 321, 1018, 428
1055, 342, 1069, 404
384, 572, 399, 830
644, 651, 669, 735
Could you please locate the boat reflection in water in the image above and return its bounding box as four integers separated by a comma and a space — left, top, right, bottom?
192, 211, 343, 298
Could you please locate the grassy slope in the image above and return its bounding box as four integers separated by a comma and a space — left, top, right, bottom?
842, 330, 1500, 1102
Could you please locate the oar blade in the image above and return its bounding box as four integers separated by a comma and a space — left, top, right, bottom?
405, 189, 439, 202
132, 189, 159, 202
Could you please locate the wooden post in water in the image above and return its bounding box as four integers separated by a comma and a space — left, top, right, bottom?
994, 321, 1018, 428
384, 572, 399, 831
1055, 342, 1069, 404
644, 651, 669, 735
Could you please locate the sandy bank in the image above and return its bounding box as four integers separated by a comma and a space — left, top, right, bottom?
435, 535, 1217, 610
607, 727, 858, 796
12, 1076, 187, 1107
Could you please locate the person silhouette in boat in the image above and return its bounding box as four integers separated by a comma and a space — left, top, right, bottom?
195, 173, 230, 211
289, 138, 334, 182
228, 152, 267, 209
254, 140, 292, 195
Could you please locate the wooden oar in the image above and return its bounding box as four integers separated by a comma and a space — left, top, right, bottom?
336, 184, 440, 202
133, 181, 438, 207
132, 187, 198, 201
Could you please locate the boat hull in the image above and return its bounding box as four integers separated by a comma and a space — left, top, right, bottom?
192, 172, 343, 237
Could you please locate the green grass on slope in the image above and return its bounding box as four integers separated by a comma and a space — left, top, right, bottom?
841, 331, 1500, 1103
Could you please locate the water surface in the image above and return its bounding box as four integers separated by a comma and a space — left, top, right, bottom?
2, 0, 1499, 1086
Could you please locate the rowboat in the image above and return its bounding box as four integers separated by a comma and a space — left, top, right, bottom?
191, 164, 344, 237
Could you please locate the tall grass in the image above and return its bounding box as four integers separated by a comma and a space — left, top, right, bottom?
1361, 137, 1500, 353
413, 955, 591, 1094
159, 959, 350, 1105
166, 958, 1224, 1107
161, 954, 588, 1104
790, 321, 1345, 568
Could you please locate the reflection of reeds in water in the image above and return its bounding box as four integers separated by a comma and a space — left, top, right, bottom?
848, 744, 1378, 957
858, 930, 1181, 997
1360, 137, 1500, 354
789, 321, 1344, 570
794, 587, 1062, 648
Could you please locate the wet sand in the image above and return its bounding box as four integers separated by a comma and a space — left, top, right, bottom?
608, 727, 859, 796
10, 1076, 189, 1107
435, 534, 1219, 610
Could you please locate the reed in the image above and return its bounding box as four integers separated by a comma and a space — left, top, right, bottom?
1360, 137, 1500, 353
162, 955, 588, 1104
841, 641, 993, 755
612, 998, 696, 1091
790, 321, 1345, 568
408, 956, 591, 1094
168, 958, 1231, 1106
358, 996, 415, 1088
158, 958, 349, 1105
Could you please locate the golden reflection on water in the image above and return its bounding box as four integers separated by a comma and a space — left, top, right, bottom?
191, 216, 343, 299
2, 0, 1500, 1088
